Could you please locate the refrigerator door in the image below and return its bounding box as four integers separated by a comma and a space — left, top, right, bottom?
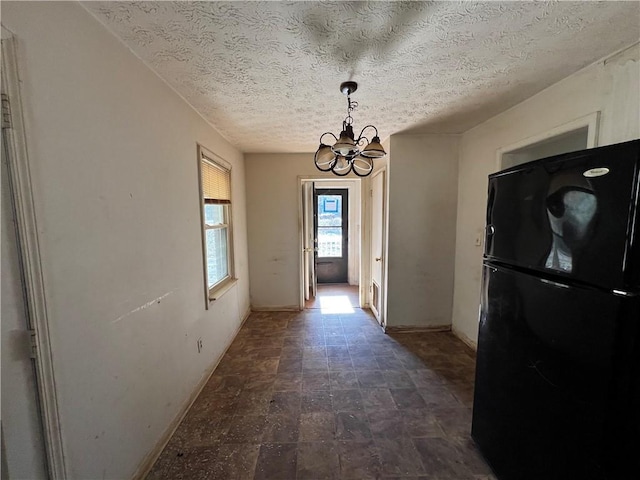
472, 263, 639, 480
485, 140, 639, 292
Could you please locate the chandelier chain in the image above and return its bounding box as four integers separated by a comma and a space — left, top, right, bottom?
345, 95, 357, 126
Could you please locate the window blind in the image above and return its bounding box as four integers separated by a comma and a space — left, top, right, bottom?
201, 156, 231, 204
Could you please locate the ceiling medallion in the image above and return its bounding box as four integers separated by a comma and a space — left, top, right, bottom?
314, 82, 386, 177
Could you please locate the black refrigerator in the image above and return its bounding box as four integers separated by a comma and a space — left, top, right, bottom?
471, 139, 640, 480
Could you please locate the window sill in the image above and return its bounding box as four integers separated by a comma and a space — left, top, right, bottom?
208, 278, 238, 302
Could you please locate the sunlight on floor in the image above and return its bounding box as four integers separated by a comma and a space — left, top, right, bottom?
319, 295, 355, 314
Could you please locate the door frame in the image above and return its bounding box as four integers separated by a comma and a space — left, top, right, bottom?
298, 177, 363, 309
1, 32, 67, 478
496, 112, 600, 171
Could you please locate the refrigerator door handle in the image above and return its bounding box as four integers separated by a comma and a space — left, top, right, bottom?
612, 289, 639, 297
485, 224, 495, 252
539, 278, 571, 289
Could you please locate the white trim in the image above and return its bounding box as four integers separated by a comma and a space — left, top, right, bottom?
1, 35, 67, 478
384, 325, 451, 334
208, 277, 238, 302
496, 111, 600, 170
298, 176, 306, 309
452, 325, 478, 352
197, 144, 235, 309
251, 305, 301, 312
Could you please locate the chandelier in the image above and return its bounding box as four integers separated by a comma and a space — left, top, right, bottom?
314, 81, 386, 177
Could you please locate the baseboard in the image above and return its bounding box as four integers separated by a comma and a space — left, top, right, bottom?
452, 326, 478, 351
384, 324, 452, 334
251, 305, 301, 312
131, 307, 251, 480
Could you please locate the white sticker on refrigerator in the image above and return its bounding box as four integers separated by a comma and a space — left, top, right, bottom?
583, 167, 610, 178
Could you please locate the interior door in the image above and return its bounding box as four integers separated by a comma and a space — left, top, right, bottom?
302, 182, 316, 301
371, 170, 385, 324
315, 188, 348, 284
1, 121, 48, 479
310, 184, 317, 298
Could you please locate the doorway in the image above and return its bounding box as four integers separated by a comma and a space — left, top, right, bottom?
497, 112, 599, 170
314, 188, 348, 284
299, 178, 362, 310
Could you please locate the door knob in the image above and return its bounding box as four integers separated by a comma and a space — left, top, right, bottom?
375, 257, 382, 262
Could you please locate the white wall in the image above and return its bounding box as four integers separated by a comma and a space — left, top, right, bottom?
245, 153, 368, 309
452, 43, 640, 347
386, 134, 460, 328
1, 2, 250, 479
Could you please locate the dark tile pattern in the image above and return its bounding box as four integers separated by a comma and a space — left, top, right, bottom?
146, 309, 495, 479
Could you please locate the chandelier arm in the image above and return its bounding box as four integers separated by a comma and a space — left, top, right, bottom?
356, 125, 379, 142
319, 132, 339, 144
352, 156, 374, 177
355, 136, 370, 147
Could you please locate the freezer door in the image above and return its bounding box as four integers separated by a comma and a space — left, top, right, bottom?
472, 264, 639, 480
485, 140, 639, 291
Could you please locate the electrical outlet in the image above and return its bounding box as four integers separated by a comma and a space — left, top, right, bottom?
197, 338, 203, 353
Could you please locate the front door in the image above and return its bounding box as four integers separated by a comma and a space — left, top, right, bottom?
314, 188, 348, 284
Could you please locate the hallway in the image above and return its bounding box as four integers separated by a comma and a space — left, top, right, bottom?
147, 309, 494, 479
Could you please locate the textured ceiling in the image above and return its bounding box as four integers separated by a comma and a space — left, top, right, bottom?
84, 1, 640, 153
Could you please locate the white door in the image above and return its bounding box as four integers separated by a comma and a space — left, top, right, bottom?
1, 127, 48, 479
302, 181, 316, 301
370, 170, 386, 325
310, 182, 317, 298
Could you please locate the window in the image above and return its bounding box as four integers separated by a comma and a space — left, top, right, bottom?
198, 146, 234, 302
317, 194, 343, 257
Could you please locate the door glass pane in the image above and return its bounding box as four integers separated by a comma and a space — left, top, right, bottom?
318, 195, 342, 226
318, 227, 342, 257
318, 195, 343, 257
206, 227, 228, 287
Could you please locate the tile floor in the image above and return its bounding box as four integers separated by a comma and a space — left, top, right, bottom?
147, 308, 496, 480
